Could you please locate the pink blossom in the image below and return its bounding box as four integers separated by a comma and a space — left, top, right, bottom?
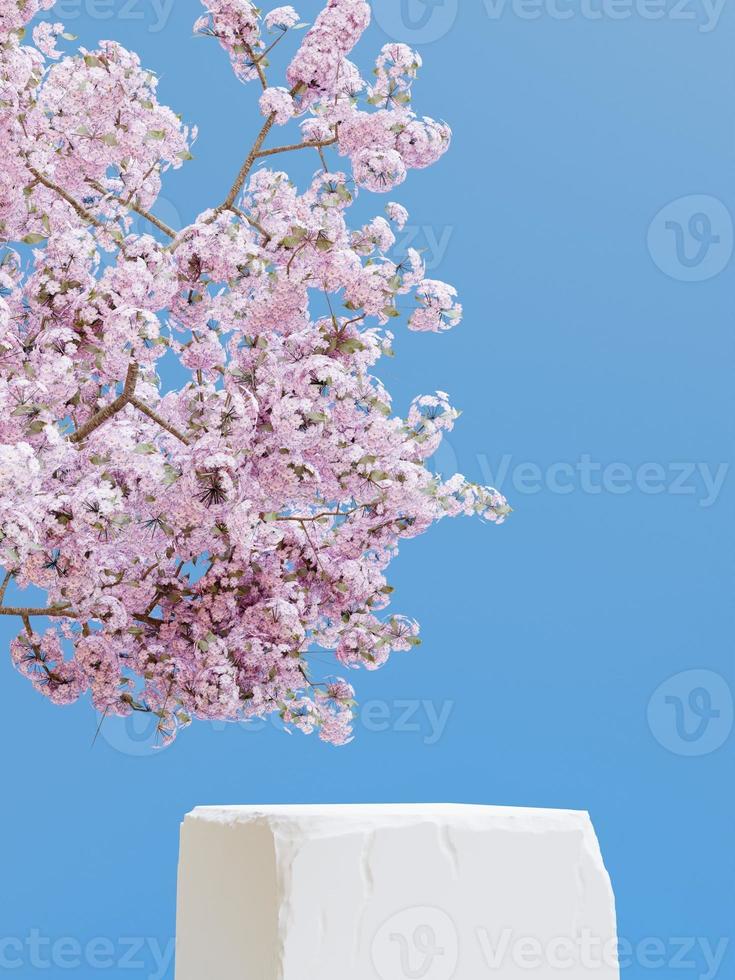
300, 117, 334, 144
386, 202, 409, 230
264, 6, 300, 30
194, 0, 262, 82
0, 0, 510, 747
259, 86, 295, 125
409, 280, 463, 332
369, 43, 421, 108
287, 0, 370, 108
353, 148, 407, 193
32, 21, 65, 59
396, 117, 452, 169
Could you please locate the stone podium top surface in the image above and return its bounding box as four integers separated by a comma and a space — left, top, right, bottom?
186, 803, 596, 833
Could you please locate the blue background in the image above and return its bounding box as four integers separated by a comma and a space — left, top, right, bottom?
1, 0, 733, 976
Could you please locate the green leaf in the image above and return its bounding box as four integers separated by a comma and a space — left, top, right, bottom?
339, 338, 366, 355
146, 129, 167, 141
22, 233, 47, 245
285, 225, 307, 242
163, 464, 182, 486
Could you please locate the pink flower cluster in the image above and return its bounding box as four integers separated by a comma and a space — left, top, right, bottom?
0, 0, 510, 746
193, 0, 262, 82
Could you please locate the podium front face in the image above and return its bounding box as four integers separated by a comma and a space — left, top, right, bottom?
175, 804, 620, 980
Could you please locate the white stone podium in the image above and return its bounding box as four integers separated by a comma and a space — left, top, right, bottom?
175, 804, 619, 980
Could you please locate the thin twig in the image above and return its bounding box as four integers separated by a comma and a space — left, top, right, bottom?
135, 207, 177, 240
255, 135, 338, 159
87, 179, 177, 239
244, 42, 267, 89
274, 506, 360, 522
229, 205, 272, 243
27, 166, 105, 230
129, 396, 190, 445
0, 569, 15, 606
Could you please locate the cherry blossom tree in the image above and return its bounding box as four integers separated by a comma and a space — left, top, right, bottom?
0, 0, 510, 745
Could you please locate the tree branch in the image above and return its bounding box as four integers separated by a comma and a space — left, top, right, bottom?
244, 42, 267, 89
129, 396, 190, 445
0, 570, 15, 607
134, 207, 177, 240
133, 613, 163, 628
27, 166, 106, 230
70, 361, 139, 444
0, 606, 77, 618
221, 82, 307, 210
223, 112, 278, 209
87, 179, 176, 239
274, 506, 360, 522
255, 135, 338, 159
229, 205, 272, 243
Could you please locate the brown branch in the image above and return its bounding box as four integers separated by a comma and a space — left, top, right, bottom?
0, 570, 15, 607
229, 205, 272, 244
27, 166, 105, 230
133, 613, 163, 627
21, 615, 36, 640
129, 396, 191, 445
134, 207, 177, 240
0, 606, 77, 618
70, 361, 139, 444
274, 506, 360, 523
244, 42, 267, 89
20, 615, 46, 662
87, 179, 177, 239
223, 112, 278, 209
255, 135, 338, 159
221, 83, 306, 210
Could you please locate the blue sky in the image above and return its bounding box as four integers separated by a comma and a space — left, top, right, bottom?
0, 1, 733, 977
